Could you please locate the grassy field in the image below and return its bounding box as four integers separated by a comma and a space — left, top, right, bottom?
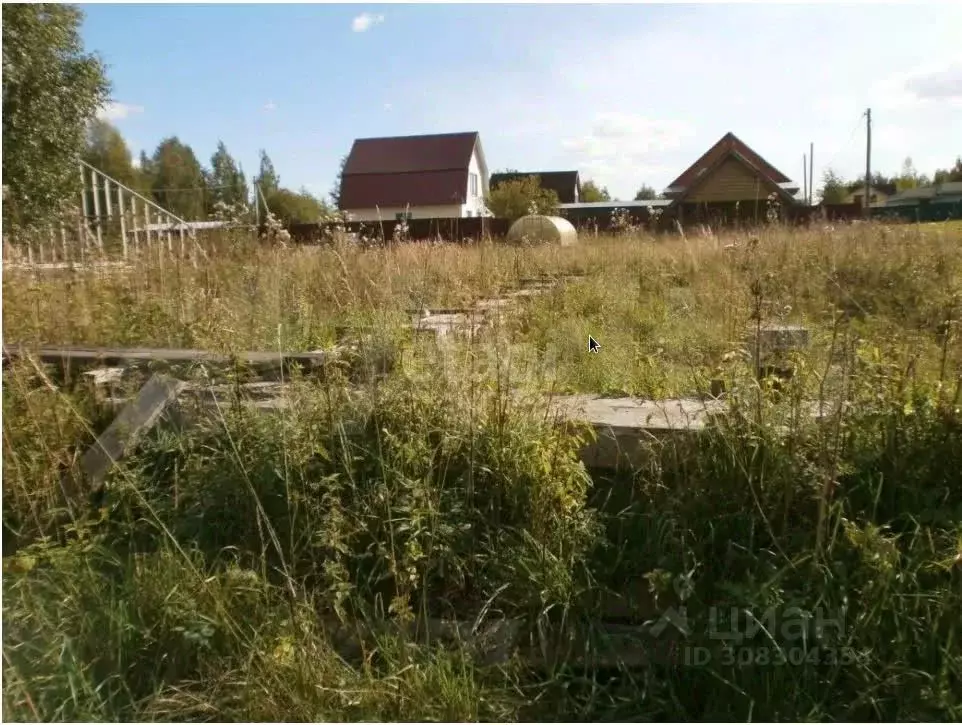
3, 221, 962, 721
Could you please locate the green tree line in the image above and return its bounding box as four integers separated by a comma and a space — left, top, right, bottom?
85, 118, 329, 226
819, 156, 962, 204
3, 3, 329, 230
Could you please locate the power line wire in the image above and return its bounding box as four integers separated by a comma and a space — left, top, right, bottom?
820, 111, 866, 177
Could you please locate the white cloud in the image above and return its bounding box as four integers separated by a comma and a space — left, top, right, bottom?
264, 100, 277, 112
561, 113, 694, 196
563, 113, 693, 154
351, 12, 384, 33
383, 102, 393, 111
873, 58, 962, 110
96, 101, 144, 122
903, 61, 962, 102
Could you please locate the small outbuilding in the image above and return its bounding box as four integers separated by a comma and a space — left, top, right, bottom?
505, 215, 578, 246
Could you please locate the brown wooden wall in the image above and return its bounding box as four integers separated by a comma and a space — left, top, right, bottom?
685, 157, 781, 203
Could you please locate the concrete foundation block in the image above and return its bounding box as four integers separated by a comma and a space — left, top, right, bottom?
406, 313, 483, 341
551, 396, 726, 470
754, 324, 810, 358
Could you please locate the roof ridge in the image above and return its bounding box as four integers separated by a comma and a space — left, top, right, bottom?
344, 168, 470, 176
352, 131, 478, 143
681, 147, 797, 202
667, 132, 792, 192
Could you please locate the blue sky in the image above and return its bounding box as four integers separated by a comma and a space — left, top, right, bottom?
82, 3, 962, 201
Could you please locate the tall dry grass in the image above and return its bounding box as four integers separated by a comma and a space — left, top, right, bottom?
3, 221, 961, 721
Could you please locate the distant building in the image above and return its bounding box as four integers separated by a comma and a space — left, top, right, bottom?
877, 181, 962, 220
841, 186, 891, 206
338, 132, 490, 221
662, 132, 801, 224
489, 170, 582, 204
557, 132, 802, 228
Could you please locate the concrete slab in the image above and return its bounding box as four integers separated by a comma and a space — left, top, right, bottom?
91, 379, 851, 474
519, 274, 588, 287
551, 395, 726, 431
519, 278, 559, 290
6, 261, 132, 273
406, 308, 481, 317
83, 367, 125, 386
754, 324, 810, 356
506, 288, 551, 301
751, 324, 811, 383
473, 297, 515, 313
551, 395, 727, 469
407, 313, 483, 340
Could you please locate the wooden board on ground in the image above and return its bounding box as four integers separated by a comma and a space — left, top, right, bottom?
2, 344, 347, 382
80, 373, 187, 493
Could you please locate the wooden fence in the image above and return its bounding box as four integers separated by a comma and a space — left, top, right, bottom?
253, 200, 944, 247
284, 216, 511, 244
4, 160, 200, 265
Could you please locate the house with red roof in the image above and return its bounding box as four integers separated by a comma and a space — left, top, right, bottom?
337, 131, 490, 222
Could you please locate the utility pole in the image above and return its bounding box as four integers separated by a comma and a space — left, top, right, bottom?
809, 142, 814, 206
864, 108, 872, 218
803, 154, 808, 205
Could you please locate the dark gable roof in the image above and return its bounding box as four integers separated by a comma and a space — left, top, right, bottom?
340, 171, 469, 208
489, 170, 581, 203
666, 132, 797, 197
339, 132, 479, 208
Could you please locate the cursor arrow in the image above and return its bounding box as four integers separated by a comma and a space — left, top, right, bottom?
588, 335, 601, 353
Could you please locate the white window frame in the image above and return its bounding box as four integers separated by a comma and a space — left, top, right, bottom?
469, 173, 478, 198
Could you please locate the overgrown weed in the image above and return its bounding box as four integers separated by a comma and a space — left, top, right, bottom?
3, 220, 961, 721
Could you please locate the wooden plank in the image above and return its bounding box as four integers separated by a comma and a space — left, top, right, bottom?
118, 187, 128, 259
143, 199, 151, 246
1, 343, 395, 387
59, 222, 69, 263
80, 373, 187, 493
104, 177, 113, 219
162, 212, 173, 253
91, 171, 103, 251
131, 196, 141, 250
2, 345, 334, 370
79, 163, 90, 225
